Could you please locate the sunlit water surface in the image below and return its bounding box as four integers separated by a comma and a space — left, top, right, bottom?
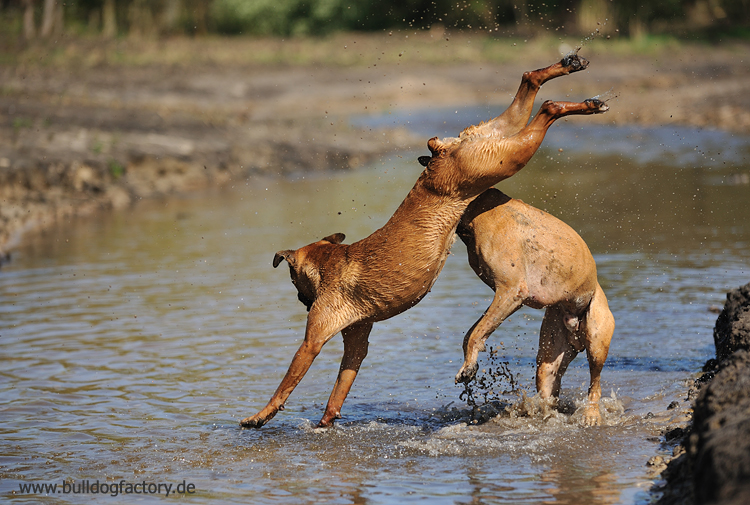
2, 112, 749, 504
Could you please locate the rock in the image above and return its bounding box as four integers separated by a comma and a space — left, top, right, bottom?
648, 455, 665, 467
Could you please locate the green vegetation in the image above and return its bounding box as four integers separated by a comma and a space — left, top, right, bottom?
0, 30, 712, 70
12, 117, 32, 133
1, 0, 748, 40
108, 160, 125, 179
0, 1, 747, 70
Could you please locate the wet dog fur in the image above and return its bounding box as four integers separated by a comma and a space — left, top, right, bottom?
240, 54, 608, 428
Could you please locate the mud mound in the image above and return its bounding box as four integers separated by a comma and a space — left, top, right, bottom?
690, 350, 750, 505
655, 282, 750, 505
713, 283, 750, 361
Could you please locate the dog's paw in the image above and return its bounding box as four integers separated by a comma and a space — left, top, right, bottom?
584, 97, 609, 113
239, 415, 267, 429
581, 404, 602, 426
560, 53, 589, 73
317, 409, 341, 428
455, 362, 479, 384
316, 418, 335, 429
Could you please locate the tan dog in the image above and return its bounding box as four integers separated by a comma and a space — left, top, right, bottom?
455, 188, 615, 425
241, 55, 609, 428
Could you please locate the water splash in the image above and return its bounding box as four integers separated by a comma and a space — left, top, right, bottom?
458, 345, 520, 423
579, 19, 612, 47
591, 87, 619, 104
562, 44, 583, 59
500, 389, 626, 428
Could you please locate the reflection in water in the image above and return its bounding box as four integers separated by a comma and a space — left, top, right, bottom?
540, 464, 620, 505
0, 124, 749, 504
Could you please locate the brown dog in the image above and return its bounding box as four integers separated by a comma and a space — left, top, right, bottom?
455, 188, 615, 425
241, 54, 609, 428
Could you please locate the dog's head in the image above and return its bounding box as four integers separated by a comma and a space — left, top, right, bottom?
417, 136, 458, 169
273, 233, 346, 311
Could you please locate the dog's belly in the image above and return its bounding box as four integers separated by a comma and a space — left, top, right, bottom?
362, 257, 449, 323
524, 280, 595, 316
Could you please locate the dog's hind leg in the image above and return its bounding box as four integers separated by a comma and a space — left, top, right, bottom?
455, 289, 523, 384
240, 305, 353, 429
318, 321, 373, 428
577, 283, 615, 426
536, 304, 579, 405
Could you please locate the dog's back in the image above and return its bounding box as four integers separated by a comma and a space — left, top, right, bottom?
458, 188, 597, 310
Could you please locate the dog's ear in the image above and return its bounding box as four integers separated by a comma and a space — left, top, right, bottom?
273, 250, 295, 268
418, 155, 431, 167
321, 233, 345, 244
427, 137, 446, 156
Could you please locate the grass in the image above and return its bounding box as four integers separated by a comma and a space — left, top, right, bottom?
12, 117, 32, 133
108, 160, 125, 179
2, 28, 743, 70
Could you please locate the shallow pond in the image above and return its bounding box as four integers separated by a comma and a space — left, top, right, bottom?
1, 110, 750, 503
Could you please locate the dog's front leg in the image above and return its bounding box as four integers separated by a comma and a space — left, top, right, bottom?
503, 99, 610, 179
240, 311, 345, 429
239, 339, 323, 428
484, 53, 590, 137
456, 290, 523, 384
318, 321, 373, 428
452, 98, 609, 188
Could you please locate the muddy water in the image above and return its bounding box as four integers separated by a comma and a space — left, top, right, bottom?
2, 117, 750, 504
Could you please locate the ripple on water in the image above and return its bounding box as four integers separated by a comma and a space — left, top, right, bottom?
2, 139, 749, 503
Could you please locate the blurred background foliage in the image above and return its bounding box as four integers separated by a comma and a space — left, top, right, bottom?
0, 0, 748, 41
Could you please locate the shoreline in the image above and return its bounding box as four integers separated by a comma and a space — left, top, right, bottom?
2, 36, 750, 502
0, 113, 418, 260
2, 37, 750, 259
652, 283, 750, 505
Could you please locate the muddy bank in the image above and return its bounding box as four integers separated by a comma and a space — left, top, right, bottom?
0, 87, 417, 258
2, 38, 750, 258
654, 282, 750, 505
0, 112, 415, 258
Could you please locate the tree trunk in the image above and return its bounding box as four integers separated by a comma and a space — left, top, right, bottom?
40, 0, 55, 37
128, 0, 155, 38
577, 0, 614, 35
22, 0, 36, 40
102, 0, 117, 38
188, 0, 208, 35
53, 0, 64, 35
162, 0, 183, 34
